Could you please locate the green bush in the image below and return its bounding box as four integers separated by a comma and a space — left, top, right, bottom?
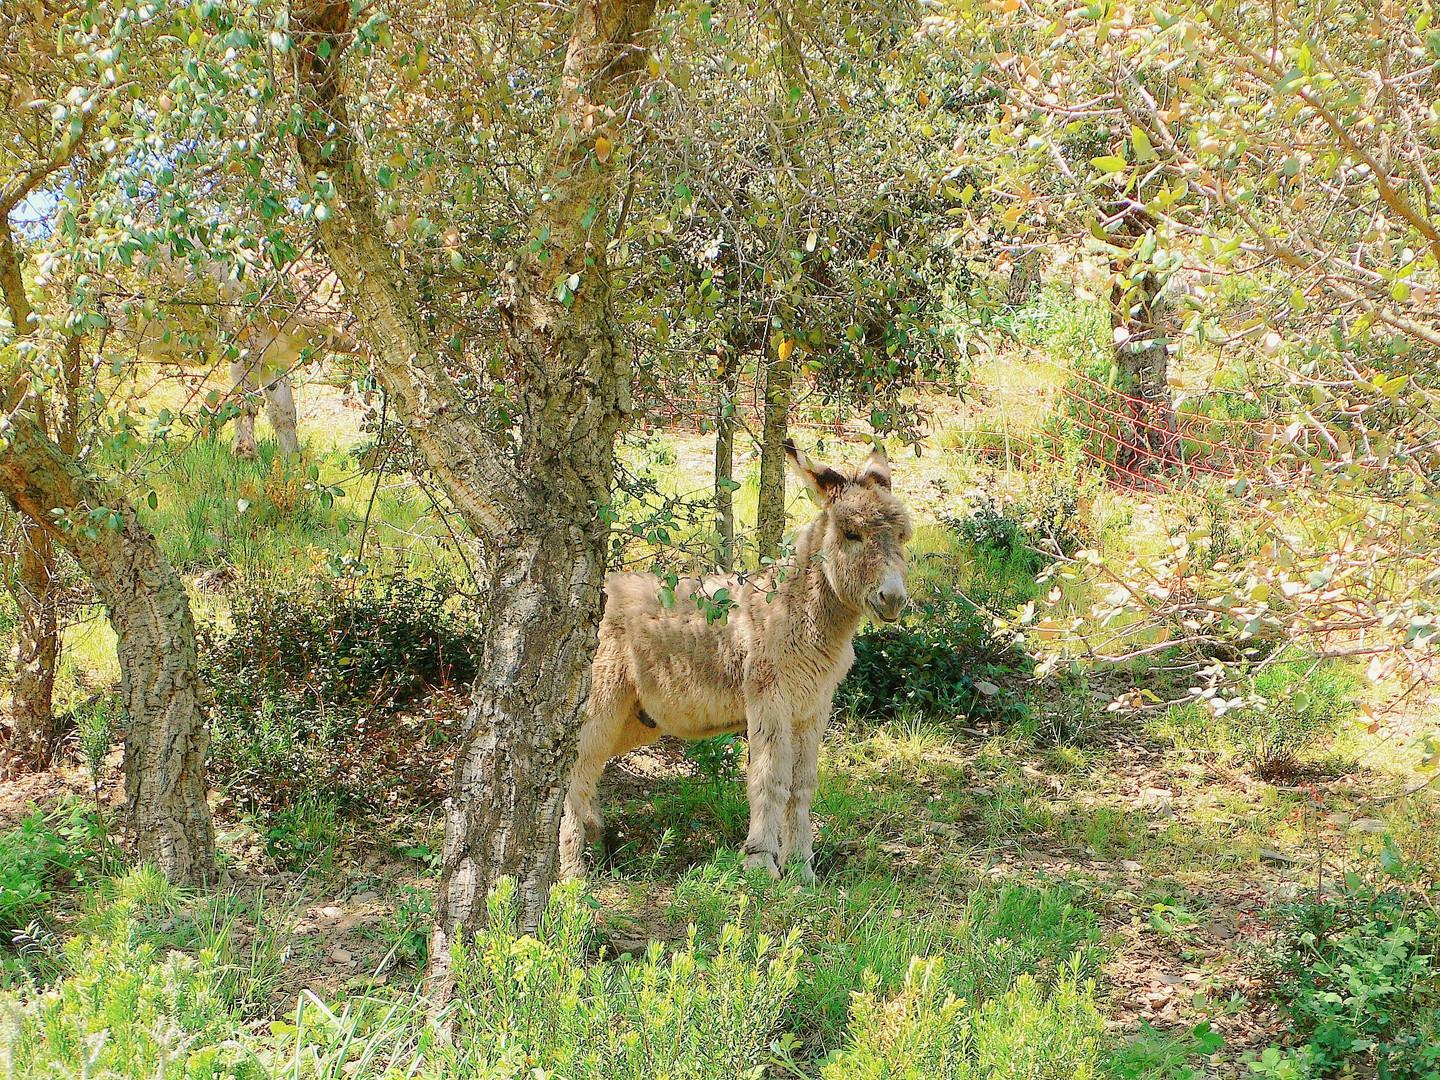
821, 955, 1105, 1080
1, 923, 243, 1080
1234, 662, 1362, 778
203, 572, 477, 814
946, 477, 1093, 570
669, 862, 1104, 1055
0, 810, 89, 936
1269, 874, 1440, 1079
842, 587, 1029, 728
451, 879, 801, 1079
205, 571, 480, 712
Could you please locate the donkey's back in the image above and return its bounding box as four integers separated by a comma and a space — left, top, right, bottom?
594, 570, 782, 742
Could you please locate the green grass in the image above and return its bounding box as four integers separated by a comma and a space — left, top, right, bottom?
1149, 657, 1363, 778
119, 434, 457, 576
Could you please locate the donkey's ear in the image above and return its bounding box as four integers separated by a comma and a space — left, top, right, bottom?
786, 439, 848, 502
858, 443, 892, 489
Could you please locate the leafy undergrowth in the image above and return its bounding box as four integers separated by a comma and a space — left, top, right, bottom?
2, 869, 1108, 1080
5, 693, 1438, 1078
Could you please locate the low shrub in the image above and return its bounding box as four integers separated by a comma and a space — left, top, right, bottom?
842, 586, 1030, 728
0, 810, 90, 936
205, 571, 480, 712
1, 921, 242, 1079
1153, 659, 1361, 778
668, 863, 1105, 1056
203, 571, 476, 816
1234, 661, 1362, 779
1268, 872, 1440, 1079
451, 879, 801, 1079
821, 955, 1106, 1080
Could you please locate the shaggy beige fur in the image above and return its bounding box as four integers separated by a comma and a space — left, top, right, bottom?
559, 441, 912, 881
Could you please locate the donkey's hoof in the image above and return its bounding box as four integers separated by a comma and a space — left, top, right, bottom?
796, 860, 817, 884
743, 851, 781, 880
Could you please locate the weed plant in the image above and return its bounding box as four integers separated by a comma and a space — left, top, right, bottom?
1267, 868, 1440, 1079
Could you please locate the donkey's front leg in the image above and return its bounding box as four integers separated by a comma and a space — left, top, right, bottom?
780, 703, 829, 882
742, 696, 794, 879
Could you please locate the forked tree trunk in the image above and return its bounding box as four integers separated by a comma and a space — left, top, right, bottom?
2, 207, 60, 771
756, 338, 791, 563
0, 410, 213, 881
714, 344, 739, 571
291, 0, 656, 997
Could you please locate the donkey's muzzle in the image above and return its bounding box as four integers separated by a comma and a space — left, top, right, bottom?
869, 577, 908, 623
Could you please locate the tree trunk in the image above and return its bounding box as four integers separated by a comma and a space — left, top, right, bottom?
291, 0, 657, 996
1109, 210, 1175, 473
757, 337, 791, 563
1006, 246, 1042, 308
2, 202, 60, 771
8, 517, 59, 768
0, 409, 213, 882
714, 345, 739, 571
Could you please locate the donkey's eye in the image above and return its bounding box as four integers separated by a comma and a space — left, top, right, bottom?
844, 530, 863, 543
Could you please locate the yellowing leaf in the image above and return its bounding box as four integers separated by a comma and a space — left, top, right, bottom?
1091, 155, 1128, 173
776, 336, 795, 363
594, 134, 613, 162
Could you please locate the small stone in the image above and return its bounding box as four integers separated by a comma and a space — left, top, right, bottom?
1121, 860, 1142, 873
1349, 818, 1389, 834
608, 937, 649, 957
1257, 848, 1297, 865
330, 947, 353, 965
352, 891, 380, 906
1139, 788, 1173, 811
320, 906, 343, 919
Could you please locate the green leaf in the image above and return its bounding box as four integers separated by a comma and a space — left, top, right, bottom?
1130, 126, 1155, 162
1274, 67, 1306, 95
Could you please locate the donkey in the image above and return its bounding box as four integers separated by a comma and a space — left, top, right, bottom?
559, 441, 912, 882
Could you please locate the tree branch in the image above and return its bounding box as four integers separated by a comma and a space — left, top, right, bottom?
290, 2, 522, 541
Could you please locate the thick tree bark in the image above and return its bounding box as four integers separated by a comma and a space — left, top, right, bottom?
0, 409, 213, 882
714, 344, 739, 571
8, 516, 59, 768
2, 204, 60, 769
757, 338, 791, 563
1006, 246, 1042, 308
291, 0, 656, 995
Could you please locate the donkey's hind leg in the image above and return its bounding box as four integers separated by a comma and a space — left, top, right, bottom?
560, 676, 654, 880
262, 371, 300, 459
